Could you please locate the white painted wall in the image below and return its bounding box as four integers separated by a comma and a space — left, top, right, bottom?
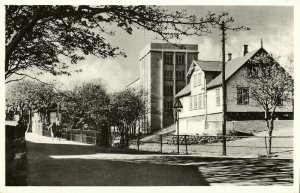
178, 61, 293, 135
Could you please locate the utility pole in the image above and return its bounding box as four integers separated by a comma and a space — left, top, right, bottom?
221, 21, 227, 156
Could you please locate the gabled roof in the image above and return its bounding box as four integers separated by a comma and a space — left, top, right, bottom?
207, 48, 265, 89
187, 60, 222, 77
175, 83, 191, 98
194, 60, 223, 72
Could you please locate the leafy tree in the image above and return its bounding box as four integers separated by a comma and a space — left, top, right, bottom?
6, 5, 235, 82
247, 53, 293, 156
61, 81, 110, 146
109, 88, 156, 148
5, 80, 58, 130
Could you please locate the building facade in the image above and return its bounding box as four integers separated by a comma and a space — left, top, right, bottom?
175, 45, 293, 135
128, 43, 199, 133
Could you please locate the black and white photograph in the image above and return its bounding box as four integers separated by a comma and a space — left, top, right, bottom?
2, 1, 299, 192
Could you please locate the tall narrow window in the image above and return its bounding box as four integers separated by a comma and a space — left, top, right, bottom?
276, 95, 283, 106
216, 88, 220, 106
164, 52, 174, 65
237, 87, 249, 105
202, 93, 206, 108
164, 70, 173, 80
194, 95, 197, 110
176, 53, 185, 65
164, 85, 173, 96
193, 74, 197, 87
198, 73, 202, 86
176, 70, 185, 81
198, 94, 202, 109
189, 96, 193, 111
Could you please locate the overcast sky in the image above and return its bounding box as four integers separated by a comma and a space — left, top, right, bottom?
48, 6, 293, 92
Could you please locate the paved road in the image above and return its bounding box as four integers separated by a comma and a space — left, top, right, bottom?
26, 133, 207, 186
26, 133, 293, 186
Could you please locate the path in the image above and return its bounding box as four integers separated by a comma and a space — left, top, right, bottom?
26, 133, 293, 186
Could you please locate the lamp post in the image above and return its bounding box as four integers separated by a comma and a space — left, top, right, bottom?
173, 98, 183, 155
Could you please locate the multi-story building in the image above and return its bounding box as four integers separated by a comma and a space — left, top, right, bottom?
175, 45, 293, 135
131, 43, 199, 133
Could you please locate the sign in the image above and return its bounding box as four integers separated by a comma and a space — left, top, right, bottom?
173, 99, 183, 109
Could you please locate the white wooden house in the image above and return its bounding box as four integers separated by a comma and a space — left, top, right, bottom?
175, 45, 293, 135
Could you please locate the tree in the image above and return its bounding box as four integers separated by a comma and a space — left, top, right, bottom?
61, 81, 110, 146
109, 88, 154, 148
5, 80, 58, 130
6, 5, 235, 82
247, 53, 294, 156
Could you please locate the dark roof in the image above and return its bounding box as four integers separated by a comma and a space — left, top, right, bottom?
194, 60, 222, 72
187, 60, 222, 78
207, 48, 262, 89
175, 83, 191, 98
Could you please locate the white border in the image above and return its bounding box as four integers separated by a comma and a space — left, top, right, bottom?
1, 1, 299, 193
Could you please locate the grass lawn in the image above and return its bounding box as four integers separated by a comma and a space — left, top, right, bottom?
133, 120, 294, 158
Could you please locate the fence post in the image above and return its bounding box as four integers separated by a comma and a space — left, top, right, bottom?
177, 135, 180, 155
81, 130, 83, 143
160, 135, 163, 154
184, 135, 188, 155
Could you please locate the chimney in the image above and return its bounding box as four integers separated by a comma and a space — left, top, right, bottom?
228, 53, 232, 61
243, 45, 248, 56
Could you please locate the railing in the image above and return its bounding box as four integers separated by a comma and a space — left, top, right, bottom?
42, 129, 98, 144
39, 128, 293, 158
129, 134, 293, 158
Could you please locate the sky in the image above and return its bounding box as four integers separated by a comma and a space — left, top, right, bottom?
43, 6, 293, 92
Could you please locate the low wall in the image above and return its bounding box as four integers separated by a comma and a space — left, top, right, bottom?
177, 119, 294, 135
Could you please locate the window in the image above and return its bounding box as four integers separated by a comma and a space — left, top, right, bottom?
164, 100, 174, 117
198, 94, 202, 109
216, 88, 220, 106
202, 93, 206, 108
194, 95, 197, 110
198, 73, 202, 86
164, 100, 173, 109
189, 96, 193, 111
176, 85, 185, 94
176, 53, 185, 65
164, 53, 173, 65
237, 87, 249, 105
276, 95, 283, 106
193, 74, 197, 87
176, 70, 185, 81
164, 85, 173, 96
164, 70, 173, 80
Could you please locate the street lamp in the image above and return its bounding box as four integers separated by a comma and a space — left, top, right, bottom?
173, 98, 183, 154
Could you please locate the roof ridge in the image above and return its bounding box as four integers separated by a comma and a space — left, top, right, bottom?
227, 48, 260, 62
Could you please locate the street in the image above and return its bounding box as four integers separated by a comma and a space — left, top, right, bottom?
26, 133, 293, 186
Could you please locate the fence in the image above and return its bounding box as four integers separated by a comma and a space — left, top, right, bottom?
42, 129, 99, 144
129, 134, 293, 158
40, 128, 293, 158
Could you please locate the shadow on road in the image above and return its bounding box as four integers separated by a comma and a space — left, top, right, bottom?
133, 156, 293, 186
26, 141, 209, 186
25, 137, 293, 186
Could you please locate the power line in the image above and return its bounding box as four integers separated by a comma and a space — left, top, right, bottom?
226, 42, 242, 56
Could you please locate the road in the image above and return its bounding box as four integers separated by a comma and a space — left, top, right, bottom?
25, 133, 293, 186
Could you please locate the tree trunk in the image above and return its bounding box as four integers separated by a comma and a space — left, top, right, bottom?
125, 126, 129, 148
27, 108, 32, 132
268, 119, 274, 156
